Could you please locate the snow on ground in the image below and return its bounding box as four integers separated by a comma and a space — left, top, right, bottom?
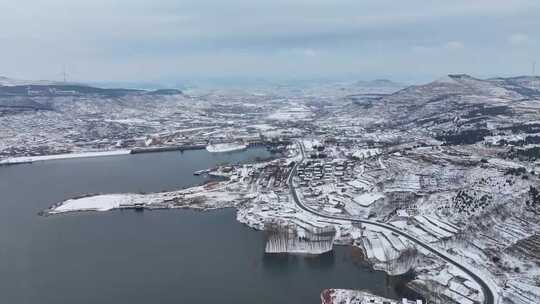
104, 118, 148, 124
488, 158, 525, 169
0, 150, 131, 165
378, 157, 386, 169
414, 216, 454, 238
51, 194, 136, 213
323, 206, 343, 214
362, 232, 387, 261
248, 124, 275, 131
347, 179, 373, 191
321, 289, 418, 304
422, 216, 459, 234
384, 174, 421, 192
206, 142, 248, 153
352, 148, 381, 159
352, 192, 384, 207
267, 106, 312, 121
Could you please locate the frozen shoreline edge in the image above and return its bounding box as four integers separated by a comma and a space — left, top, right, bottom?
0, 150, 132, 165
1, 142, 254, 165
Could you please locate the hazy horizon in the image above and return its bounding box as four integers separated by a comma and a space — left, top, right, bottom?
1, 0, 539, 85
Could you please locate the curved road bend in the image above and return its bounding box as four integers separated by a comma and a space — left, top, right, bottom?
287, 141, 495, 304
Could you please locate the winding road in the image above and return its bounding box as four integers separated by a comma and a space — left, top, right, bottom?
287, 141, 496, 304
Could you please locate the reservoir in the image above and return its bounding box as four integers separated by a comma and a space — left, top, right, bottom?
0, 148, 417, 304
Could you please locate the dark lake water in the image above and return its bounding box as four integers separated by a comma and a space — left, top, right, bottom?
0, 148, 417, 304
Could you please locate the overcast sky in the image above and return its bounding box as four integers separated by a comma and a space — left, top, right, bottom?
1, 0, 539, 85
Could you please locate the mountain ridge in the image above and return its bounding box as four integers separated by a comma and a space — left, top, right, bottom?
0, 76, 183, 98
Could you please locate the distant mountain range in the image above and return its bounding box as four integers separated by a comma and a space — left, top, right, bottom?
354, 79, 404, 88
0, 76, 183, 98
0, 76, 68, 87
2, 74, 539, 116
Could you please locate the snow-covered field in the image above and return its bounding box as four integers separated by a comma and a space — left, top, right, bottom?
267, 105, 312, 121
321, 289, 417, 304
352, 192, 384, 207
51, 194, 136, 213
206, 142, 248, 153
